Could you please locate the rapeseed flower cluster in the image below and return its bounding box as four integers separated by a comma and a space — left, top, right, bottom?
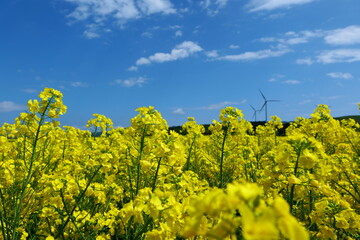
0, 88, 359, 239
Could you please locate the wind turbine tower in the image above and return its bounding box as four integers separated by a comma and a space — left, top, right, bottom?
250, 105, 260, 122
259, 89, 281, 122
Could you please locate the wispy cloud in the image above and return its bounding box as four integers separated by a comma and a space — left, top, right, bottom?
327, 72, 353, 79
218, 46, 290, 61
258, 30, 323, 45
268, 74, 300, 84
268, 78, 277, 82
200, 0, 228, 16
205, 50, 219, 58
0, 101, 26, 112
200, 100, 246, 110
134, 41, 203, 67
317, 49, 360, 64
296, 57, 314, 65
174, 100, 246, 114
229, 44, 240, 49
66, 0, 140, 22
137, 0, 176, 15
128, 66, 138, 71
283, 79, 301, 85
141, 31, 153, 38
324, 25, 360, 45
258, 25, 360, 65
172, 108, 185, 114
247, 0, 316, 12
299, 99, 312, 105
268, 73, 285, 82
70, 81, 88, 87
22, 89, 38, 93
113, 77, 147, 87
65, 0, 176, 37
83, 23, 102, 39
175, 30, 183, 37
260, 25, 360, 47
298, 50, 360, 66
320, 95, 342, 101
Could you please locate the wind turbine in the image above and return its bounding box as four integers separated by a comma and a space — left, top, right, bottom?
259, 89, 281, 122
250, 104, 260, 122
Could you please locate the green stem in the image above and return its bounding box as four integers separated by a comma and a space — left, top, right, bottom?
60, 191, 87, 240
0, 189, 8, 240
135, 125, 147, 195
331, 180, 360, 204
152, 157, 162, 192
11, 98, 53, 240
219, 124, 229, 189
309, 189, 314, 213
184, 135, 197, 171
345, 133, 360, 157
344, 171, 360, 200
127, 164, 134, 201
55, 165, 102, 238
289, 151, 301, 212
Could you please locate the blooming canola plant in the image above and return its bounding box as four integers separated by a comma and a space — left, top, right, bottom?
0, 88, 359, 239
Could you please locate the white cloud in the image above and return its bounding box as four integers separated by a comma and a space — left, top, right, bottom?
205, 50, 219, 58
299, 99, 312, 105
70, 81, 88, 87
65, 0, 176, 31
201, 100, 246, 110
173, 108, 185, 114
229, 44, 240, 49
128, 66, 138, 71
137, 0, 176, 15
175, 30, 183, 37
317, 49, 360, 64
258, 37, 277, 43
135, 41, 203, 66
200, 0, 211, 8
321, 95, 342, 100
327, 72, 353, 79
136, 57, 152, 65
169, 25, 181, 30
22, 89, 38, 93
267, 12, 286, 19
218, 47, 290, 61
325, 25, 360, 45
285, 37, 309, 45
283, 79, 301, 84
296, 57, 314, 65
259, 25, 360, 48
0, 101, 26, 112
200, 0, 228, 16
247, 0, 316, 12
66, 0, 140, 21
83, 23, 102, 39
258, 30, 323, 46
113, 77, 147, 87
84, 30, 100, 39
268, 74, 299, 84
141, 31, 153, 38
268, 73, 285, 82
203, 101, 236, 110
268, 77, 278, 82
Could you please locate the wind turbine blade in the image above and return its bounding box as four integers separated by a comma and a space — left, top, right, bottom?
268, 99, 281, 102
250, 104, 256, 111
260, 102, 266, 111
259, 89, 266, 100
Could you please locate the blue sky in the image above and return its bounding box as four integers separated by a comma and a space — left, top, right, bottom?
1, 0, 360, 128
